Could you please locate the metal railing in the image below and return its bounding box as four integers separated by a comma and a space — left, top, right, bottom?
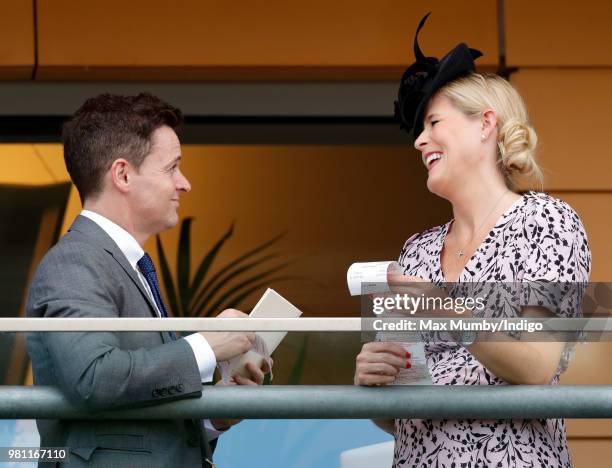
2, 317, 611, 332
0, 317, 361, 332
1, 385, 612, 419
3, 318, 612, 420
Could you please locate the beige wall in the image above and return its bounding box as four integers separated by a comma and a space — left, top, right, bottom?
2, 0, 498, 80
505, 2, 612, 461
506, 0, 612, 67
0, 0, 34, 79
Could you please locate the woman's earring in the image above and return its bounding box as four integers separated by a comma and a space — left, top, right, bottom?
481, 133, 486, 141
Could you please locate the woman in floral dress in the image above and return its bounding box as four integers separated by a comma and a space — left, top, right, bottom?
353, 15, 591, 467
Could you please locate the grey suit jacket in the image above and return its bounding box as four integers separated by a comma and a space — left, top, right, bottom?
26, 215, 212, 467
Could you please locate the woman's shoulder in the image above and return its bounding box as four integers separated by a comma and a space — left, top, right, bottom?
519, 191, 590, 261
398, 223, 447, 274
399, 223, 447, 262
519, 192, 591, 281
401, 223, 447, 251
521, 191, 583, 226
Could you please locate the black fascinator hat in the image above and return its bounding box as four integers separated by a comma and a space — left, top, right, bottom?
394, 13, 483, 138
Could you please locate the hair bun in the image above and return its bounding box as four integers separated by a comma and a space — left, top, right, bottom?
497, 117, 539, 179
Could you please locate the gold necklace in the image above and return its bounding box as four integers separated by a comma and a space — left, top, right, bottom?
456, 191, 510, 259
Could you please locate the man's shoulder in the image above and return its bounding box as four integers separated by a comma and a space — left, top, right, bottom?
42, 228, 102, 263
33, 228, 113, 287
42, 214, 116, 261
26, 223, 126, 317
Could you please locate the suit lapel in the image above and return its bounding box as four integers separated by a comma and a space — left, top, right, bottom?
68, 216, 164, 323
69, 216, 176, 343
108, 255, 176, 342
108, 251, 160, 316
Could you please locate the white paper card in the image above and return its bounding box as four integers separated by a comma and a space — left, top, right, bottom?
227, 288, 302, 378
347, 261, 401, 296
375, 332, 433, 385
375, 331, 432, 385
391, 343, 433, 385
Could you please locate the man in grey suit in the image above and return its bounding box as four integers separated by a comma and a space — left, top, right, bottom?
27, 93, 266, 467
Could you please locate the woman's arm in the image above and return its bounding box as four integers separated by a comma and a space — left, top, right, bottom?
468, 197, 590, 385
354, 341, 408, 435
461, 306, 566, 385
388, 275, 568, 385
372, 419, 395, 435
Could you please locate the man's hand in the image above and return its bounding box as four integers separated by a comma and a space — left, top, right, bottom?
354, 342, 409, 386
200, 309, 255, 362
210, 361, 271, 430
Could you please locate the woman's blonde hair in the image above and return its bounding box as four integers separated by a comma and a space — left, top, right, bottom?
439, 73, 542, 190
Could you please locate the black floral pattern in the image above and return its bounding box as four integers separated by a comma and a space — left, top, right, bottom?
393, 192, 591, 467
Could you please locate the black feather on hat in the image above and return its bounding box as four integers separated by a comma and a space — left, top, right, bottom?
394, 13, 483, 138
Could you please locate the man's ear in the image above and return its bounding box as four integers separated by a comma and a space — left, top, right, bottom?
110, 158, 131, 193
481, 109, 498, 139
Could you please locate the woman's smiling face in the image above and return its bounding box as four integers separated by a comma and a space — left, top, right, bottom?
413, 93, 484, 197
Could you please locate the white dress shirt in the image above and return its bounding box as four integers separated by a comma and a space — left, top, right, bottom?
81, 210, 223, 438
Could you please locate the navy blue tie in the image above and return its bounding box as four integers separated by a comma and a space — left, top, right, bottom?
137, 253, 170, 318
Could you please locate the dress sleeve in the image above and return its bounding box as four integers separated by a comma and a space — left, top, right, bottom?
521, 198, 591, 317
397, 232, 419, 266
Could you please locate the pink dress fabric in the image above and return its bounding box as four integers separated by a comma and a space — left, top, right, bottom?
393, 192, 591, 467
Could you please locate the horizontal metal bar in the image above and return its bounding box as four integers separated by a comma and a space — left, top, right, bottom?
1, 317, 612, 332
1, 386, 611, 420
0, 317, 360, 332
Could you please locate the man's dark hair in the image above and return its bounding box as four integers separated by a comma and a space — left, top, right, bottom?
62, 93, 184, 201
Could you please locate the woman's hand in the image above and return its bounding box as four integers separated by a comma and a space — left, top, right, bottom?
388, 272, 428, 288
354, 342, 410, 386
383, 273, 464, 318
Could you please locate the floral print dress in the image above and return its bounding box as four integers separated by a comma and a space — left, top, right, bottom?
393, 191, 591, 467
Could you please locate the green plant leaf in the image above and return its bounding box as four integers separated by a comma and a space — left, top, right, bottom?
156, 217, 293, 320
190, 253, 280, 315
156, 235, 180, 317
187, 221, 235, 309
287, 335, 309, 385
199, 263, 293, 317
177, 217, 193, 315
191, 232, 285, 310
